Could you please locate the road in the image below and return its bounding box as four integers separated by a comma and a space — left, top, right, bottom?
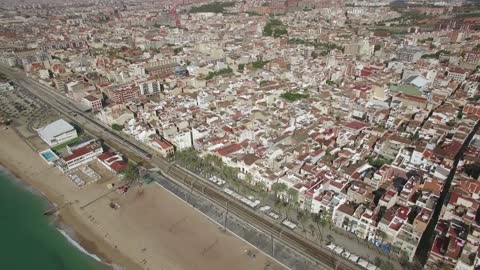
414, 119, 480, 265
0, 65, 360, 270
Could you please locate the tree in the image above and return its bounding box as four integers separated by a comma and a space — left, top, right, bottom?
189, 2, 235, 13
342, 217, 350, 230
313, 212, 330, 242
245, 173, 253, 184
121, 163, 140, 184
252, 59, 269, 69
271, 182, 288, 199
112, 123, 123, 131
457, 109, 464, 120
320, 213, 330, 228
263, 18, 288, 37
173, 47, 183, 55
326, 234, 334, 244
326, 80, 335, 86
377, 230, 387, 243
465, 162, 480, 179
297, 210, 309, 230
101, 92, 109, 106
287, 188, 299, 204
280, 91, 309, 101
308, 223, 316, 238
255, 181, 268, 200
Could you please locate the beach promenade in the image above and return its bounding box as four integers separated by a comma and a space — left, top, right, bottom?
0, 127, 284, 270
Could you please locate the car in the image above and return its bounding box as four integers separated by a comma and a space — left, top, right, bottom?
259, 206, 271, 212
348, 254, 359, 263
333, 247, 344, 255
327, 243, 336, 251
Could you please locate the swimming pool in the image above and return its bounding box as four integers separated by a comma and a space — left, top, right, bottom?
39, 150, 59, 164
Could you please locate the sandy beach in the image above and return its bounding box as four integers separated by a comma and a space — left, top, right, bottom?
0, 127, 284, 270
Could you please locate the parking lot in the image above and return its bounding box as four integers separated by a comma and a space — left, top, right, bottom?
0, 87, 61, 137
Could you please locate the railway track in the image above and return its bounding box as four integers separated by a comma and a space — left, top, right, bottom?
161, 164, 357, 270
1, 65, 360, 270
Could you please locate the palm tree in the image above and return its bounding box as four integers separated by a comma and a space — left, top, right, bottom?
377, 230, 387, 244
316, 213, 329, 241
256, 182, 268, 200
122, 163, 140, 184
301, 226, 308, 238
287, 188, 299, 208
245, 173, 253, 184
326, 234, 334, 244
271, 182, 288, 199
308, 223, 316, 239
343, 217, 350, 231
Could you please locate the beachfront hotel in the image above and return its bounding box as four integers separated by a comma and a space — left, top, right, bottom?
58, 140, 103, 172
37, 119, 78, 147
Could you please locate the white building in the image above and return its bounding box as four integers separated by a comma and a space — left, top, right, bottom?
59, 141, 103, 172
138, 79, 161, 96
37, 119, 78, 147
0, 81, 13, 92
171, 129, 192, 150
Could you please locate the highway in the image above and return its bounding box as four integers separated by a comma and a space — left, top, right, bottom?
0, 65, 359, 270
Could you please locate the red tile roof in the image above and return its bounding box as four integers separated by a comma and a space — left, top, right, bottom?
396, 206, 410, 220
83, 95, 100, 102
110, 161, 128, 172
63, 143, 101, 162
214, 143, 243, 156
343, 120, 367, 131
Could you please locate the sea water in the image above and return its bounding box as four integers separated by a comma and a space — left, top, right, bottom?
0, 170, 106, 270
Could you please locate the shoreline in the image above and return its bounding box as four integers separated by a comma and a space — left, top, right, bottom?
0, 164, 123, 270
0, 126, 285, 270
0, 127, 144, 270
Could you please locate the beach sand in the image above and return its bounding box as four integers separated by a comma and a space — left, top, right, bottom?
0, 127, 285, 270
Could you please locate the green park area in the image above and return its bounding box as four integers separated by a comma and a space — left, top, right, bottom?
205, 67, 233, 80
280, 92, 309, 102
51, 137, 82, 152
189, 2, 234, 13
263, 18, 288, 38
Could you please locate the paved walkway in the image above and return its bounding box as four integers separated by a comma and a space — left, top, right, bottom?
281, 208, 404, 270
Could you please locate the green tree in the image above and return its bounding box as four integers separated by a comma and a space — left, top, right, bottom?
280, 92, 309, 101
121, 163, 140, 184
377, 230, 387, 243
112, 123, 123, 131
326, 234, 334, 244
457, 110, 463, 120
287, 187, 299, 204
252, 59, 269, 69
308, 223, 316, 239
255, 181, 268, 200
189, 2, 235, 13
263, 18, 288, 37
271, 182, 288, 199
101, 92, 109, 106
173, 47, 183, 55
245, 173, 253, 183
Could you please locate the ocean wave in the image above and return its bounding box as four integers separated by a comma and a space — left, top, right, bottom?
0, 166, 57, 209
57, 229, 103, 262
57, 229, 126, 270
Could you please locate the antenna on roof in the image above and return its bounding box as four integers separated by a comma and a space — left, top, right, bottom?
293, 116, 297, 136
